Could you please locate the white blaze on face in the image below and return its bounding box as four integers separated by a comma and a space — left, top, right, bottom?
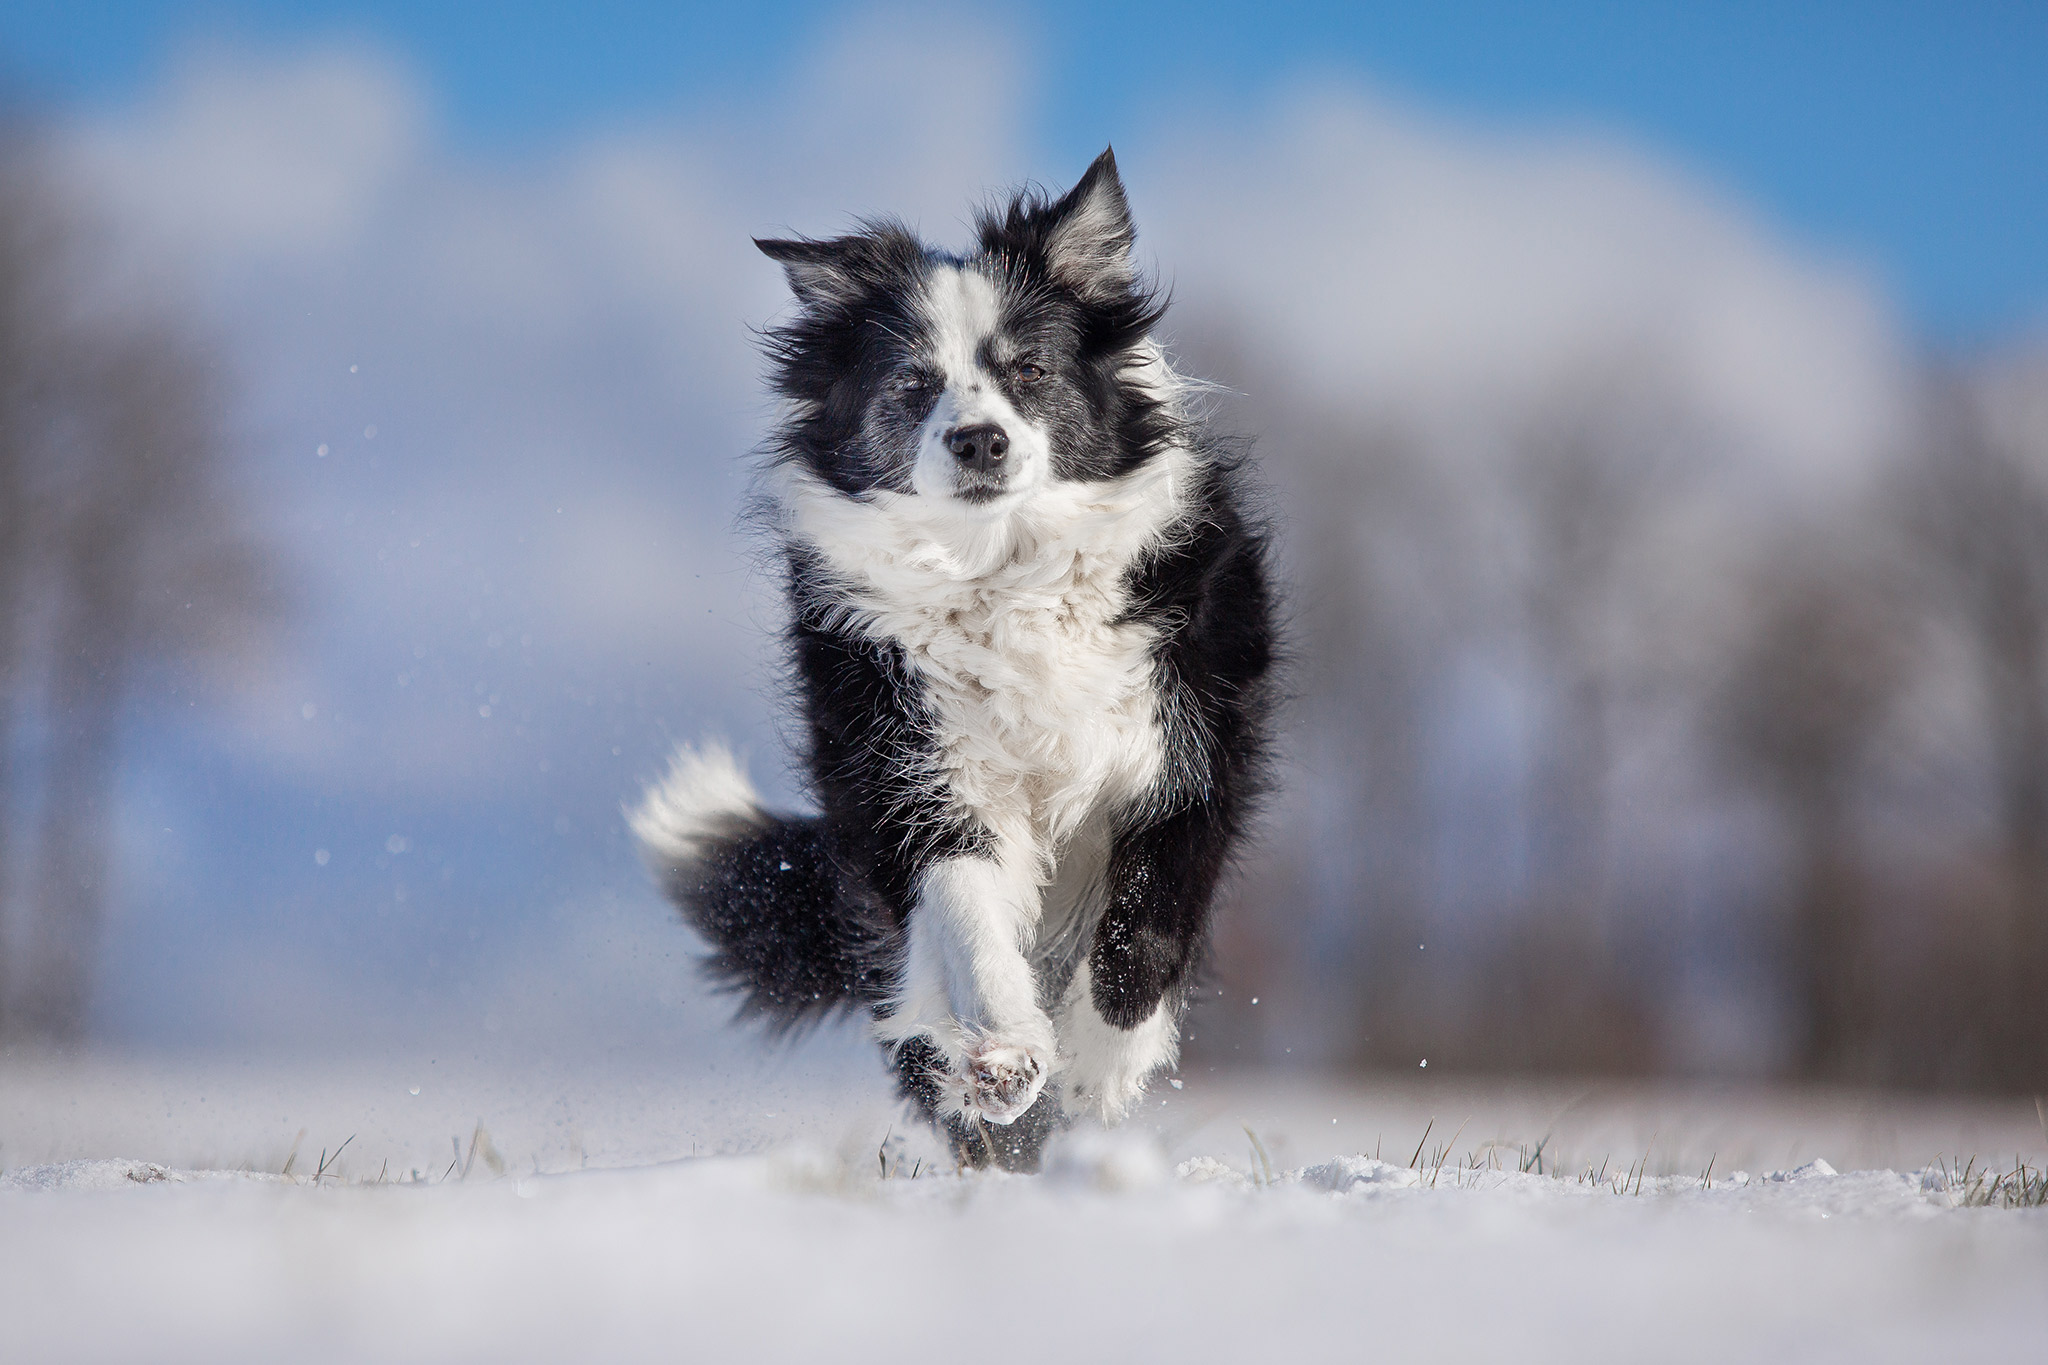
911, 265, 1051, 503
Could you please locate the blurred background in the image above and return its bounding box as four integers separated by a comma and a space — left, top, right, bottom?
0, 1, 2043, 1096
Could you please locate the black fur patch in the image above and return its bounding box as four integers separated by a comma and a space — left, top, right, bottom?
652, 813, 896, 1034
1095, 455, 1279, 1024
785, 546, 997, 917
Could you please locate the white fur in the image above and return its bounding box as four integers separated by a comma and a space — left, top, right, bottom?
628, 742, 763, 872
910, 266, 1054, 504
784, 447, 1190, 853
1055, 961, 1180, 1124
875, 846, 1057, 1124
765, 259, 1203, 1124
783, 396, 1195, 1123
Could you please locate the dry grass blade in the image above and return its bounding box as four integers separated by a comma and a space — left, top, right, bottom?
313, 1135, 354, 1183
1243, 1126, 1276, 1188
1429, 1119, 1470, 1189
1408, 1118, 1436, 1171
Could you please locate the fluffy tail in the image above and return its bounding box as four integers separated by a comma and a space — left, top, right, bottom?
629, 744, 893, 1031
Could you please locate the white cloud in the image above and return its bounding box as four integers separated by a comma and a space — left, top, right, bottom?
1138, 86, 1909, 492
63, 42, 424, 264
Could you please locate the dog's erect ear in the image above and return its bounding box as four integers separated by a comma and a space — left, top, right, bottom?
755, 236, 858, 307
1039, 147, 1135, 299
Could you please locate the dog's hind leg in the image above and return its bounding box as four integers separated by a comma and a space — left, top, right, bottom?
1055, 959, 1181, 1124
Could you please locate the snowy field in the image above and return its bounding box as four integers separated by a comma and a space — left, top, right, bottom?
5, 1042, 2046, 1363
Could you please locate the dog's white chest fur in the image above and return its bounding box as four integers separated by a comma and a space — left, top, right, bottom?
877, 532, 1160, 855
785, 458, 1185, 857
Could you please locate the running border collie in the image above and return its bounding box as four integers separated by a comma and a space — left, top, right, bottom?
632, 149, 1278, 1172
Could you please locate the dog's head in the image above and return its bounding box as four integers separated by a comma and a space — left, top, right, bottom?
757, 149, 1177, 510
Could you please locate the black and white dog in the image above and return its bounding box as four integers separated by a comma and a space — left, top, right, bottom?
632, 150, 1277, 1172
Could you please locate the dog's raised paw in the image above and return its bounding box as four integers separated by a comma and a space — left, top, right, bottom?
964, 1041, 1046, 1125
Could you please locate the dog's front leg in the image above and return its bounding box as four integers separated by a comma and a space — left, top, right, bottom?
877, 844, 1053, 1125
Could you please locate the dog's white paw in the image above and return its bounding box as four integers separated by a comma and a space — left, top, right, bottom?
961, 1039, 1047, 1125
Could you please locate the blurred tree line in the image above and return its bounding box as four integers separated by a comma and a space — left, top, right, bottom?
1197, 321, 2048, 1095
0, 120, 273, 1044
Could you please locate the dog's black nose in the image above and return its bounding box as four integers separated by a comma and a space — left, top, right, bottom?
946, 423, 1009, 473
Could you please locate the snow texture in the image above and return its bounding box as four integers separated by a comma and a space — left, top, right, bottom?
4, 1054, 2045, 1362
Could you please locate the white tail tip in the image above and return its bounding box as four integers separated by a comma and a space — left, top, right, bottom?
628, 741, 765, 869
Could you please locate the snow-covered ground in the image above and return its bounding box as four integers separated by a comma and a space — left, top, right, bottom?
5, 1044, 2045, 1363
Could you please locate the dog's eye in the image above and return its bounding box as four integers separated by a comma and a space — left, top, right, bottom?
1015, 362, 1046, 384
896, 372, 930, 393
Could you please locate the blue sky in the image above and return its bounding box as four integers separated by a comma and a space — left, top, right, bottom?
2, 1, 2043, 344
0, 2, 2006, 1061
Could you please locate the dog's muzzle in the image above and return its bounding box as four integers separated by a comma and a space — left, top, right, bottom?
946, 423, 1010, 501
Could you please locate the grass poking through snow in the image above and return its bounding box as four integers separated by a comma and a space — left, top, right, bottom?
1932, 1156, 2048, 1210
